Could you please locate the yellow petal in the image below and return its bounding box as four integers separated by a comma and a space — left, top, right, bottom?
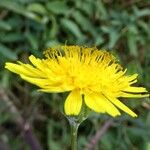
123, 87, 148, 93
121, 92, 149, 98
39, 86, 73, 93
5, 62, 43, 77
84, 93, 120, 117
108, 97, 137, 117
127, 74, 138, 82
64, 90, 82, 115
5, 63, 33, 76
29, 55, 45, 69
20, 74, 49, 87
20, 74, 65, 88
29, 55, 41, 66
84, 93, 105, 113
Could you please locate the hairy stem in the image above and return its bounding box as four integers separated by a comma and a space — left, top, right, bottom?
70, 122, 79, 150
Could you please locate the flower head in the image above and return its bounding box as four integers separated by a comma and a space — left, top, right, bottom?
5, 45, 149, 117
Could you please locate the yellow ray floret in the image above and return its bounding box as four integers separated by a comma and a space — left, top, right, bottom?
5, 45, 149, 117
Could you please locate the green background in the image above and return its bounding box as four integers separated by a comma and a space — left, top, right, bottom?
0, 0, 150, 149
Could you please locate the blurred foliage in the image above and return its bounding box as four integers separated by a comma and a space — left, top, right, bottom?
0, 0, 150, 149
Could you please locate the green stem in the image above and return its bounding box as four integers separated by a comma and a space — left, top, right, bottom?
70, 121, 79, 150
66, 101, 89, 150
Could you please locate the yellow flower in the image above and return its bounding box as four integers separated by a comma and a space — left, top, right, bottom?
5, 45, 149, 117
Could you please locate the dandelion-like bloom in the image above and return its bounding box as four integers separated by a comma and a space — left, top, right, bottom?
5, 46, 149, 117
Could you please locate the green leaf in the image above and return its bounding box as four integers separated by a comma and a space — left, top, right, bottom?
146, 142, 150, 150
95, 36, 104, 45
0, 70, 10, 89
61, 18, 83, 39
0, 0, 43, 23
27, 3, 48, 15
25, 32, 38, 50
45, 40, 60, 48
127, 25, 138, 57
133, 6, 150, 18
25, 32, 41, 56
0, 33, 24, 43
109, 30, 120, 49
127, 34, 137, 57
138, 21, 150, 36
49, 16, 59, 38
75, 0, 94, 16
0, 43, 17, 60
47, 1, 69, 15
0, 20, 12, 31
72, 10, 95, 33
96, 0, 108, 20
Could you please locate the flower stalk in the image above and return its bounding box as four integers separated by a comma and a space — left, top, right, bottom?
67, 102, 89, 150
70, 121, 79, 150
